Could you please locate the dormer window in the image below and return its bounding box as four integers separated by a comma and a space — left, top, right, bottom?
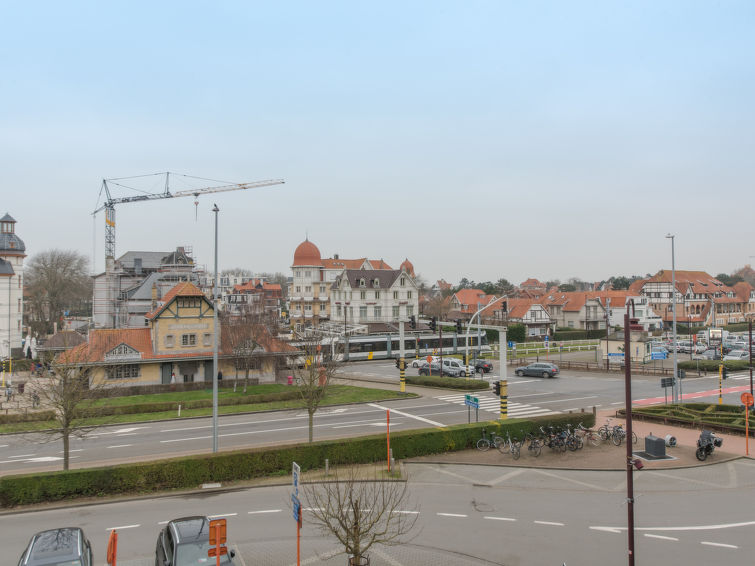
360, 278, 366, 287
400, 277, 406, 287
373, 279, 380, 288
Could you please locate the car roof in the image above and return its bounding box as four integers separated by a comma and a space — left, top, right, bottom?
24, 527, 83, 565
170, 516, 210, 544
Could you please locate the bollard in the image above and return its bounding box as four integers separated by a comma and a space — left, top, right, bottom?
325, 458, 329, 477
178, 404, 181, 417
389, 449, 395, 471
287, 375, 294, 386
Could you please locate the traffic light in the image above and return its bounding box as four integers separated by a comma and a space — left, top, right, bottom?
395, 358, 400, 369
493, 380, 501, 396
723, 367, 729, 380
456, 319, 462, 334
429, 317, 437, 332
501, 301, 507, 313
409, 315, 416, 329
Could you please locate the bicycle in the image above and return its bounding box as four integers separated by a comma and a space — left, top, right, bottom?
610, 423, 638, 446
522, 429, 542, 457
477, 428, 504, 451
498, 430, 520, 459
576, 423, 602, 447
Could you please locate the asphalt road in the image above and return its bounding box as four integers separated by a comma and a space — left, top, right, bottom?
1, 360, 753, 475
3, 459, 754, 566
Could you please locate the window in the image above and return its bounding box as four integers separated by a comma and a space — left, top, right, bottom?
305, 270, 311, 277
407, 305, 414, 316
393, 291, 399, 299
407, 291, 412, 299
400, 277, 405, 286
305, 286, 312, 293
375, 291, 380, 299
359, 306, 367, 318
295, 270, 301, 277
165, 334, 175, 347
337, 305, 342, 316
374, 306, 381, 319
295, 286, 301, 293
360, 291, 366, 300
392, 306, 400, 319
360, 278, 366, 287
106, 365, 140, 379
320, 285, 326, 294
203, 333, 212, 346
181, 334, 197, 346
179, 298, 201, 308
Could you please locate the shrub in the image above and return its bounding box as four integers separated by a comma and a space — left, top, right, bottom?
405, 375, 488, 390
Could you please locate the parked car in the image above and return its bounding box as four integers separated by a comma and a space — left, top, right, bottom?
418, 361, 457, 377
411, 356, 437, 368
156, 516, 235, 565
474, 359, 493, 373
18, 527, 93, 566
694, 348, 722, 360
441, 358, 474, 377
514, 362, 560, 378
724, 350, 750, 361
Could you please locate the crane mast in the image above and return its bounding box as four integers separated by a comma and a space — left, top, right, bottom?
93, 173, 284, 261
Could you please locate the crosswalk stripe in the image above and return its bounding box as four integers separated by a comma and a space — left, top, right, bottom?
435, 394, 561, 418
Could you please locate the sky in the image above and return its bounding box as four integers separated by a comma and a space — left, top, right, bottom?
2, 1, 754, 287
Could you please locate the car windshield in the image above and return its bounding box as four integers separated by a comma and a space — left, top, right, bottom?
176, 542, 233, 564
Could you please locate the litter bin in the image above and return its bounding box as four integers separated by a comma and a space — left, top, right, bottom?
664, 434, 677, 447
18, 383, 25, 395
287, 375, 294, 385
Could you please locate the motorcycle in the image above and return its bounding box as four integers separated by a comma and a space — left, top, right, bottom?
695, 430, 723, 461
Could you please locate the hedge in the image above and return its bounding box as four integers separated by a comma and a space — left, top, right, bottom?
0, 412, 594, 507
678, 360, 750, 372
405, 375, 489, 390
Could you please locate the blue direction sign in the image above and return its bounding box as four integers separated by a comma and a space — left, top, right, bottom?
651, 352, 667, 360
464, 394, 480, 409
292, 494, 301, 522
608, 353, 624, 357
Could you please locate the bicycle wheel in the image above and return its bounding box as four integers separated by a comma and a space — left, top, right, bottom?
611, 432, 623, 446
511, 444, 521, 460
477, 438, 491, 451
576, 436, 584, 450
566, 437, 578, 451
497, 439, 510, 455
631, 432, 638, 445
532, 441, 542, 457
492, 436, 504, 449
599, 428, 609, 441
588, 432, 601, 447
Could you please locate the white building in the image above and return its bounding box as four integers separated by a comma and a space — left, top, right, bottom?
0, 213, 25, 358
331, 269, 419, 327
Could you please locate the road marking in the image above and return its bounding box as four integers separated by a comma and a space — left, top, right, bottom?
644, 534, 678, 541
534, 521, 564, 526
0, 444, 7, 448
701, 542, 738, 549
536, 396, 598, 404
107, 444, 132, 449
484, 516, 516, 522
395, 510, 419, 514
248, 509, 281, 514
590, 526, 622, 534
591, 519, 755, 532
437, 513, 467, 518
368, 403, 445, 427
106, 524, 140, 531
8, 454, 35, 458
208, 513, 238, 518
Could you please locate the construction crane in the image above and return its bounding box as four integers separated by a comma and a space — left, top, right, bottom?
93, 172, 284, 261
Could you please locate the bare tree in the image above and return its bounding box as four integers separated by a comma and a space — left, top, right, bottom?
423, 294, 451, 320
25, 249, 92, 335
303, 466, 419, 565
294, 332, 339, 442
31, 341, 111, 471
222, 312, 276, 393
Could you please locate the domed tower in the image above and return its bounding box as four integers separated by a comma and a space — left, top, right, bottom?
289, 239, 327, 331
400, 258, 415, 278
0, 214, 26, 358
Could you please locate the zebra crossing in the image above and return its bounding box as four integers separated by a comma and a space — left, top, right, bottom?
435, 393, 561, 418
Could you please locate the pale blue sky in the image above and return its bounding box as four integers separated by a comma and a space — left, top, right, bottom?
2, 1, 753, 285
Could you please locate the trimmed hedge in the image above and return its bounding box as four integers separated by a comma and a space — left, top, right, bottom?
0, 412, 594, 507
678, 360, 750, 372
0, 410, 56, 424
405, 375, 489, 390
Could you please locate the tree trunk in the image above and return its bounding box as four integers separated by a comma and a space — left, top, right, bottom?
63, 431, 70, 471
308, 410, 314, 443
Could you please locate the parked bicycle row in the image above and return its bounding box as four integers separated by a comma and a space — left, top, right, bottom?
476, 418, 638, 459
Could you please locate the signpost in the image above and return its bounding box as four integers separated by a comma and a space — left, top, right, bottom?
292, 462, 302, 566
464, 394, 480, 423
742, 392, 754, 456
208, 519, 227, 566
661, 377, 676, 404
106, 530, 118, 566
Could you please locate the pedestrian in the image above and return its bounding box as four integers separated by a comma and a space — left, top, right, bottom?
170, 371, 176, 384
5, 385, 11, 402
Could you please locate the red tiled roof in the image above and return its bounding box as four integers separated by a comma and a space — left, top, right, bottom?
145, 281, 208, 320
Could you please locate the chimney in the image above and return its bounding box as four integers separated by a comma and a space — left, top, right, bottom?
151, 282, 158, 311
334, 253, 339, 260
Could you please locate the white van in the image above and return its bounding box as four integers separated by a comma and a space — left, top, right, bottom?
441, 358, 475, 377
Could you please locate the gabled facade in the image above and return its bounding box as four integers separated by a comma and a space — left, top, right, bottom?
331, 268, 418, 326
63, 281, 296, 386
0, 213, 25, 358
450, 289, 498, 319
481, 298, 553, 338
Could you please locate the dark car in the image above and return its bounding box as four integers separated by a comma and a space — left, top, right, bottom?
514, 362, 560, 378
418, 361, 458, 377
156, 516, 235, 565
474, 360, 493, 373
18, 527, 93, 566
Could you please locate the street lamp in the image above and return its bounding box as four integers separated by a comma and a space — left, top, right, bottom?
212, 204, 219, 453
666, 233, 678, 403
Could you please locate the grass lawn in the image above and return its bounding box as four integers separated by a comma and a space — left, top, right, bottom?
0, 384, 415, 434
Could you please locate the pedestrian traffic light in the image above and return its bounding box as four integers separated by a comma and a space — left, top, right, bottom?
493, 380, 501, 396
456, 319, 462, 334
429, 317, 437, 332
395, 358, 400, 369
722, 367, 728, 380
409, 315, 416, 329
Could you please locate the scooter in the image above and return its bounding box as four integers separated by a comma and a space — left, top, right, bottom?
695, 429, 723, 461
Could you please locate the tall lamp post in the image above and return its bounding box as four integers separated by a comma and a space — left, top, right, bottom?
212, 204, 220, 453
666, 233, 678, 403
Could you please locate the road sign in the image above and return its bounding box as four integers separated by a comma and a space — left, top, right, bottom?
464, 394, 479, 409
209, 519, 227, 545
608, 353, 624, 357
651, 352, 667, 360
742, 392, 754, 407
426, 355, 433, 363
292, 462, 300, 497
544, 335, 549, 342
661, 377, 676, 388
292, 493, 301, 522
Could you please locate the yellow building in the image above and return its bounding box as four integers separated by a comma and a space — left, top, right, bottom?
63, 282, 297, 386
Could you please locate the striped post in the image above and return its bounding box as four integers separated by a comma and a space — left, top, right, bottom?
400, 358, 406, 393
500, 379, 508, 420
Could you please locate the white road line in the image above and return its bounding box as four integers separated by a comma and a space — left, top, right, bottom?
484, 516, 516, 522
534, 521, 564, 526
8, 454, 36, 458
437, 513, 467, 518
106, 524, 140, 531
107, 444, 132, 449
248, 509, 281, 514
208, 513, 238, 518
395, 510, 419, 515
0, 444, 8, 448
158, 520, 169, 525
368, 403, 445, 427
591, 519, 755, 532
611, 402, 624, 405
644, 534, 678, 541
701, 542, 738, 549
535, 396, 598, 404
